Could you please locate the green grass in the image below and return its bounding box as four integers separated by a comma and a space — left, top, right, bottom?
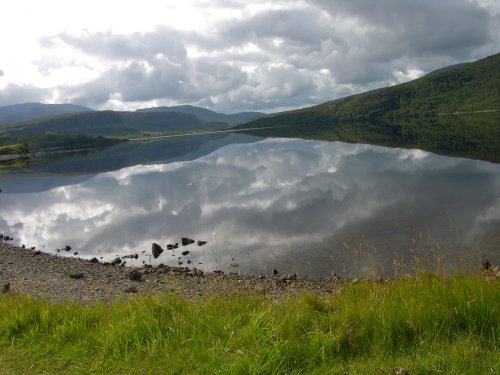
0, 274, 498, 374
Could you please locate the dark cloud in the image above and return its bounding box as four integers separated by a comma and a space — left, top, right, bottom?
309, 0, 499, 63
213, 8, 334, 51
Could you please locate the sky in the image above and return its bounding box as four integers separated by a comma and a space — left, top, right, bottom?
0, 0, 498, 113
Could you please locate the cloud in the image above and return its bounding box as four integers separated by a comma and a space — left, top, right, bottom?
1, 1, 499, 112
51, 28, 190, 64
0, 69, 3, 77
0, 83, 49, 107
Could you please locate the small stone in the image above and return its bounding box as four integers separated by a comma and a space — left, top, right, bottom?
272, 268, 279, 276
124, 286, 138, 293
286, 273, 297, 281
2, 282, 10, 293
111, 258, 122, 266
392, 367, 409, 375
73, 252, 79, 256
69, 273, 84, 279
481, 259, 491, 270
30, 247, 36, 250
197, 240, 207, 246
32, 250, 41, 256
152, 243, 164, 258
64, 245, 71, 251
230, 262, 240, 268
90, 257, 99, 263
181, 237, 195, 246
21, 245, 25, 249
182, 250, 190, 256
128, 270, 142, 282
193, 269, 204, 277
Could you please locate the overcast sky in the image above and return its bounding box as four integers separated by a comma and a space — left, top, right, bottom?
0, 0, 498, 113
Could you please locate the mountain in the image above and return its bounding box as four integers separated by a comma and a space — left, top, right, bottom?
1, 110, 227, 138
237, 52, 500, 128
0, 110, 231, 155
136, 105, 265, 126
0, 103, 93, 125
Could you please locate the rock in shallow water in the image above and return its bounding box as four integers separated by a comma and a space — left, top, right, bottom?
152, 243, 164, 258
181, 238, 195, 246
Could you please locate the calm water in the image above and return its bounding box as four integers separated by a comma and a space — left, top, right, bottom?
1, 134, 499, 276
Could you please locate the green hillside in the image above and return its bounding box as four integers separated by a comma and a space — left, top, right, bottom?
2, 110, 225, 137
239, 53, 499, 127
236, 53, 500, 163
0, 110, 228, 157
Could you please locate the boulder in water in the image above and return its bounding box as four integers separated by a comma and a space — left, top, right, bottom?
152, 243, 164, 258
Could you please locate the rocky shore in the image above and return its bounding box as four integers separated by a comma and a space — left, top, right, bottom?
0, 242, 345, 304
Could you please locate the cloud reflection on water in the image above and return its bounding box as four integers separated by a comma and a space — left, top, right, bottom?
1, 138, 499, 276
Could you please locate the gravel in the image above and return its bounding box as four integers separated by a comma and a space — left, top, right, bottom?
0, 242, 345, 304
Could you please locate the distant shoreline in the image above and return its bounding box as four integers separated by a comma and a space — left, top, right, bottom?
437, 109, 500, 116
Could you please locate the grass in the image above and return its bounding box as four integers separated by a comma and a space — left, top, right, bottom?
0, 274, 498, 374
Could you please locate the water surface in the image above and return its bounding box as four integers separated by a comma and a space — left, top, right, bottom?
1, 134, 499, 276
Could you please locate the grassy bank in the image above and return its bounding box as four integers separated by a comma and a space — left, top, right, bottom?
0, 274, 498, 374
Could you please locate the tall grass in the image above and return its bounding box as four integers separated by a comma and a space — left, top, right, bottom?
0, 274, 498, 374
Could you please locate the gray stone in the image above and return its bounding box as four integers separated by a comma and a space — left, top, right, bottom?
392, 367, 409, 375
181, 238, 195, 246
2, 282, 10, 293
111, 258, 122, 266
128, 270, 142, 282
124, 286, 138, 293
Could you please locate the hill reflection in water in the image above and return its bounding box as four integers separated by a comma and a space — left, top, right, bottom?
1, 136, 499, 277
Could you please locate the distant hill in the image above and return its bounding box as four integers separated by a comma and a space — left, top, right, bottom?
0, 103, 93, 125
1, 110, 228, 139
137, 105, 265, 126
237, 52, 500, 128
